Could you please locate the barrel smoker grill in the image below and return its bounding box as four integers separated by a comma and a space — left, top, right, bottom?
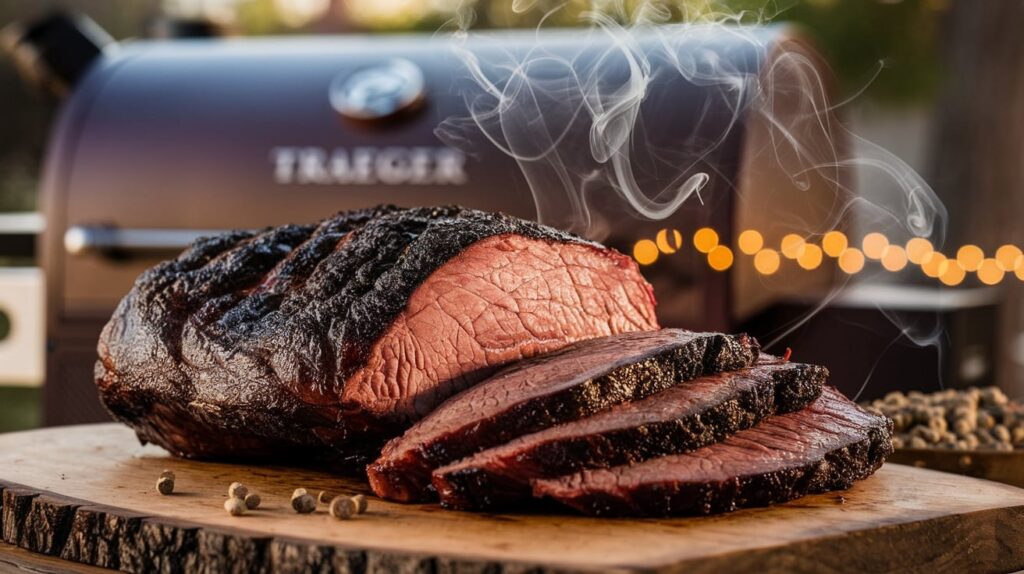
9, 14, 858, 424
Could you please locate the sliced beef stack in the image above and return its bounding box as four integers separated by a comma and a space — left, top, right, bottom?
371, 331, 892, 516
367, 329, 761, 502
95, 206, 660, 462
534, 387, 893, 517
432, 357, 828, 510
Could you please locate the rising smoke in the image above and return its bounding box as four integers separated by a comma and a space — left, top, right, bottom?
435, 1, 945, 245
435, 1, 949, 392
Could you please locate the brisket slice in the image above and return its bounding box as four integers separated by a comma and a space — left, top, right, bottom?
533, 386, 893, 517
433, 357, 827, 510
367, 329, 760, 502
96, 206, 659, 462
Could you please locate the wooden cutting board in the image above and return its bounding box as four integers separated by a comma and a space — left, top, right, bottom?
2, 424, 1024, 574
890, 447, 1024, 488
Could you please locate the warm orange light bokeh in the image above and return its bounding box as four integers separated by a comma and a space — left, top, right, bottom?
822, 231, 848, 257
737, 230, 763, 255
881, 245, 908, 272
838, 247, 865, 274
780, 234, 806, 259
754, 249, 781, 275
633, 239, 659, 266
693, 228, 719, 254
905, 237, 933, 264
862, 232, 888, 260
708, 245, 734, 271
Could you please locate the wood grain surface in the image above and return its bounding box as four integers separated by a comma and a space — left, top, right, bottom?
0, 541, 109, 574
890, 447, 1024, 488
2, 424, 1024, 573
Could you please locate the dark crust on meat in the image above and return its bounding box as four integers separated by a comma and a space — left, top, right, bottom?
433, 361, 827, 511
367, 331, 760, 503
534, 390, 895, 517
95, 206, 605, 461
95, 208, 386, 460
338, 208, 597, 383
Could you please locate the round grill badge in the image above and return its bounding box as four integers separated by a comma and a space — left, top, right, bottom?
330, 58, 426, 121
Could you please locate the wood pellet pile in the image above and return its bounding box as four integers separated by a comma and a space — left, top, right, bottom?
864, 387, 1024, 451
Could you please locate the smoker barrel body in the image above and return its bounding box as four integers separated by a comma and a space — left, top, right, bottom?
34, 27, 846, 424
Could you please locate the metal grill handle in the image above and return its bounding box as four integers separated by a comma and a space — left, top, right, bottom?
63, 225, 229, 256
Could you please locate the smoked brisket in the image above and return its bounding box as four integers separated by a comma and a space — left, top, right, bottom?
433, 357, 826, 510
368, 329, 760, 502
533, 386, 893, 517
95, 206, 659, 462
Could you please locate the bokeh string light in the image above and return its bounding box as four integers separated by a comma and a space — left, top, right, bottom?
633, 228, 1024, 287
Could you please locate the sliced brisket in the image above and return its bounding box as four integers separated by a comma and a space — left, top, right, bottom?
367, 329, 760, 502
433, 357, 827, 510
96, 206, 659, 462
533, 386, 893, 517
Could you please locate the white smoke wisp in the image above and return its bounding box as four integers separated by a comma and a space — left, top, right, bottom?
436, 2, 945, 247
436, 3, 755, 237
435, 1, 949, 370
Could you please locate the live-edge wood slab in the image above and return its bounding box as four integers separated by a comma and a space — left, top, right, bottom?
2, 424, 1024, 574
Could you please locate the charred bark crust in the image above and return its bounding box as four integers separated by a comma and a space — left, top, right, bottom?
371, 332, 760, 503
96, 206, 600, 461
435, 363, 827, 511
0, 480, 551, 573
539, 421, 895, 518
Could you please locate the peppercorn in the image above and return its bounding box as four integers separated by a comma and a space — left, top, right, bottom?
160, 470, 175, 481
976, 428, 994, 445
224, 497, 247, 516
1013, 426, 1024, 445
318, 490, 334, 504
884, 391, 907, 407
953, 419, 973, 438
228, 482, 248, 500
964, 433, 980, 449
913, 426, 940, 444
982, 387, 1009, 407
928, 416, 948, 434
330, 496, 356, 520
291, 488, 308, 501
292, 493, 316, 514
156, 476, 174, 495
1004, 411, 1018, 427
351, 494, 368, 514
244, 493, 261, 510
993, 425, 1011, 443
977, 410, 996, 430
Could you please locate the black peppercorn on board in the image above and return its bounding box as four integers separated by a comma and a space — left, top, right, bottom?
2, 424, 1024, 573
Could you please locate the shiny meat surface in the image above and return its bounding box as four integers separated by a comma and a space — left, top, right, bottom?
433, 357, 826, 510
343, 234, 659, 423
533, 386, 894, 516
95, 206, 659, 463
367, 329, 760, 502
